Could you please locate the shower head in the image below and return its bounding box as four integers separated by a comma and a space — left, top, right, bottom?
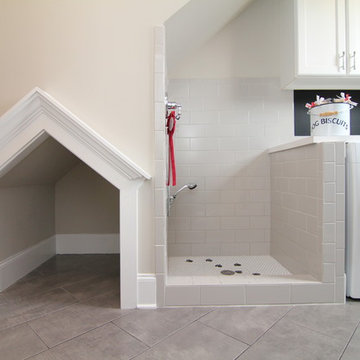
187, 183, 197, 190
174, 183, 198, 196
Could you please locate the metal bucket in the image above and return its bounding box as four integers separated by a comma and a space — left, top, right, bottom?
308, 103, 352, 136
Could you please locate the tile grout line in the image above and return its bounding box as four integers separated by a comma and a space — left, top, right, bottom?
110, 321, 152, 349
234, 306, 294, 359
338, 316, 360, 359
26, 307, 134, 350
120, 307, 217, 358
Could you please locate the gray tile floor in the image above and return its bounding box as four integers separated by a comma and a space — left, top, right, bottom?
0, 255, 359, 360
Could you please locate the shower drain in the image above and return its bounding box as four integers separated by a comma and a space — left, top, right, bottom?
221, 270, 235, 275
234, 263, 241, 267
205, 258, 213, 262
185, 259, 193, 263
235, 270, 242, 274
252, 272, 261, 276
215, 264, 222, 268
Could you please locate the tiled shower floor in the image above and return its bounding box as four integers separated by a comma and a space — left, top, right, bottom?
167, 255, 317, 285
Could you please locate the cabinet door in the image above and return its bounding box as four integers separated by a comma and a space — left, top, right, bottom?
347, 0, 360, 75
297, 0, 346, 75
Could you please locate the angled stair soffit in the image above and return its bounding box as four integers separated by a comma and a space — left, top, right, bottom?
0, 88, 151, 189
165, 0, 254, 73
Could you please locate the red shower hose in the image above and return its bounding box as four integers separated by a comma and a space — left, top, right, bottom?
167, 111, 176, 186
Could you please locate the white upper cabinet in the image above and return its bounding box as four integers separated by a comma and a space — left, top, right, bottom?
280, 0, 360, 89
347, 0, 360, 75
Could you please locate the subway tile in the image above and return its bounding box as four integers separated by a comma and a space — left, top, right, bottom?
154, 160, 166, 189
168, 217, 191, 231
165, 286, 200, 306
189, 165, 220, 177
236, 229, 266, 242
220, 243, 250, 255
336, 193, 345, 221
190, 138, 218, 150
322, 263, 336, 283
323, 243, 336, 263
191, 243, 221, 256
206, 204, 235, 216
324, 183, 336, 203
322, 143, 335, 162
206, 230, 236, 243
174, 138, 190, 151
200, 285, 246, 305
246, 285, 291, 305
221, 190, 249, 203
221, 217, 250, 230
236, 203, 266, 216
323, 162, 335, 182
154, 73, 165, 102
189, 79, 218, 97
250, 242, 270, 255
167, 244, 192, 256
205, 177, 235, 190
250, 216, 271, 229
219, 138, 249, 151
291, 283, 335, 303
176, 125, 206, 138
235, 177, 267, 190
336, 249, 345, 276
323, 223, 336, 243
335, 142, 345, 164
174, 204, 206, 217
336, 221, 345, 249
154, 130, 165, 160
191, 217, 220, 230
154, 189, 166, 217
336, 165, 345, 193
219, 110, 249, 124
190, 111, 218, 124
323, 203, 336, 223
167, 79, 189, 98
154, 102, 166, 131
175, 231, 206, 244
205, 125, 239, 137
155, 217, 166, 245
155, 246, 166, 274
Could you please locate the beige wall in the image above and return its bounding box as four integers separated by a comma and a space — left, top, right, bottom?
169, 0, 281, 79
0, 0, 190, 273
0, 185, 55, 261
55, 162, 119, 234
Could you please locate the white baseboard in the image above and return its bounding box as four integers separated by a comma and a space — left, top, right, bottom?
137, 274, 157, 308
0, 236, 56, 291
56, 234, 120, 254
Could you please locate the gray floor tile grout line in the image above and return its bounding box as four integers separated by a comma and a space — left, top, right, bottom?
26, 322, 50, 351
234, 306, 294, 359
338, 316, 360, 359
125, 308, 217, 359
110, 321, 152, 349
199, 321, 251, 346
27, 311, 134, 350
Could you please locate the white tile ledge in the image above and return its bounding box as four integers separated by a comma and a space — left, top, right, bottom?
268, 136, 360, 154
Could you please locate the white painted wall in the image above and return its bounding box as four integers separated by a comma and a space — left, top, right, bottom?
55, 162, 119, 234
169, 0, 281, 79
0, 185, 55, 261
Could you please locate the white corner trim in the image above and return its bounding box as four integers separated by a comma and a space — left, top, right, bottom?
0, 236, 56, 291
56, 234, 120, 254
137, 274, 157, 308
0, 88, 151, 184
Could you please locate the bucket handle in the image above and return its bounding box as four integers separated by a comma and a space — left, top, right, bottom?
307, 104, 354, 116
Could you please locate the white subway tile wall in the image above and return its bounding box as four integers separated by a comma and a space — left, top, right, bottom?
270, 142, 346, 296
167, 78, 295, 256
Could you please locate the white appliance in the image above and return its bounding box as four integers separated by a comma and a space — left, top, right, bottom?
346, 142, 360, 298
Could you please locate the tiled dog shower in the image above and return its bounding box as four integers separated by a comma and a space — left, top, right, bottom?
154, 27, 345, 307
